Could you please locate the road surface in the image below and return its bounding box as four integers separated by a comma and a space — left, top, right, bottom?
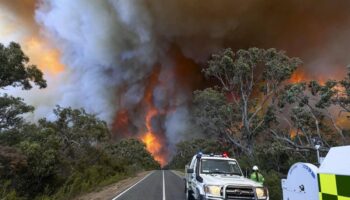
112, 170, 185, 200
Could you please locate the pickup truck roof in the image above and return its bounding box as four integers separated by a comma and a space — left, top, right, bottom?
188, 153, 240, 170
191, 153, 238, 161
199, 155, 237, 160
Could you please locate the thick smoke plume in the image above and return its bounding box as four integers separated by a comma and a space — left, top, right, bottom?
2, 0, 350, 162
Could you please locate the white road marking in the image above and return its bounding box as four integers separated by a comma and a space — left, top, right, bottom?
112, 171, 155, 200
162, 170, 166, 200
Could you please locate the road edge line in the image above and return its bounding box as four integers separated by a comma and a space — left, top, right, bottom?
112, 171, 154, 200
162, 170, 166, 200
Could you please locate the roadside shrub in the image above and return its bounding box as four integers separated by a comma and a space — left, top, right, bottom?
264, 170, 282, 200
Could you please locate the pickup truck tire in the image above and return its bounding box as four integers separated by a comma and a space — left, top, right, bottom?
186, 190, 195, 200
195, 189, 204, 200
185, 185, 194, 200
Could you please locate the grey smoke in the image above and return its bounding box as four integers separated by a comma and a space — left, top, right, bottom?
165, 107, 190, 155
36, 0, 159, 121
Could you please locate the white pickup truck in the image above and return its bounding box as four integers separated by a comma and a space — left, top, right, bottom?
185, 153, 269, 200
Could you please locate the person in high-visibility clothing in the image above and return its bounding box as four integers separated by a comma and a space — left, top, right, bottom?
250, 166, 265, 184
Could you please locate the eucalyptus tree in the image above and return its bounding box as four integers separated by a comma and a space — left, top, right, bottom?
195, 48, 301, 155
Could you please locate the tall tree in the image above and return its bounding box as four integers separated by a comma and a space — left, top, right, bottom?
197, 48, 301, 155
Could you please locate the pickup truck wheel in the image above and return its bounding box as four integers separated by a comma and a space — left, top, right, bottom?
194, 189, 204, 200
186, 190, 194, 200
185, 186, 194, 200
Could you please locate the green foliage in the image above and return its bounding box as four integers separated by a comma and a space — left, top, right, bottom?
52, 164, 126, 199
264, 170, 283, 200
52, 138, 159, 199
253, 142, 313, 173
107, 138, 160, 170
0, 42, 46, 90
204, 48, 301, 88
42, 106, 110, 145
0, 181, 23, 200
16, 140, 59, 197
0, 108, 160, 199
0, 94, 34, 131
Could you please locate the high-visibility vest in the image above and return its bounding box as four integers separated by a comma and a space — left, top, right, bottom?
250, 172, 265, 184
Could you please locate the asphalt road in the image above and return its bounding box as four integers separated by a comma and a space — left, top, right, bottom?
112, 170, 185, 200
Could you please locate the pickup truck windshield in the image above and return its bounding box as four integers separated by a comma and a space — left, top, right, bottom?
201, 159, 242, 176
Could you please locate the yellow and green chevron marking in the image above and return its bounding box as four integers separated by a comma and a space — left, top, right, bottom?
318, 173, 350, 200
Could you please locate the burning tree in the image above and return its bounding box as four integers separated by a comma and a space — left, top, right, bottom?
194, 47, 301, 155
272, 83, 335, 151
310, 66, 350, 117
266, 66, 350, 152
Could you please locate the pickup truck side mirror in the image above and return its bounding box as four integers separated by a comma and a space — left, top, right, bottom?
187, 168, 194, 173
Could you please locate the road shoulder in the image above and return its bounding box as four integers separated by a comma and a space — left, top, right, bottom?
74, 171, 151, 200
171, 170, 185, 179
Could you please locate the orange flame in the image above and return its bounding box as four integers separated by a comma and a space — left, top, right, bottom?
24, 37, 64, 75
336, 115, 350, 129
139, 68, 167, 166
289, 69, 306, 83
290, 129, 298, 139
140, 107, 166, 166
289, 67, 346, 85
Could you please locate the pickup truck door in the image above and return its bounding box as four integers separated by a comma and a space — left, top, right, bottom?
190, 159, 197, 191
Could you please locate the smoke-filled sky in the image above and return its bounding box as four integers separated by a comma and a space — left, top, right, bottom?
1, 0, 350, 161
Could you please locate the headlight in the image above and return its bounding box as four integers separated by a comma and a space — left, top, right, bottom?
204, 185, 222, 196
255, 187, 268, 199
